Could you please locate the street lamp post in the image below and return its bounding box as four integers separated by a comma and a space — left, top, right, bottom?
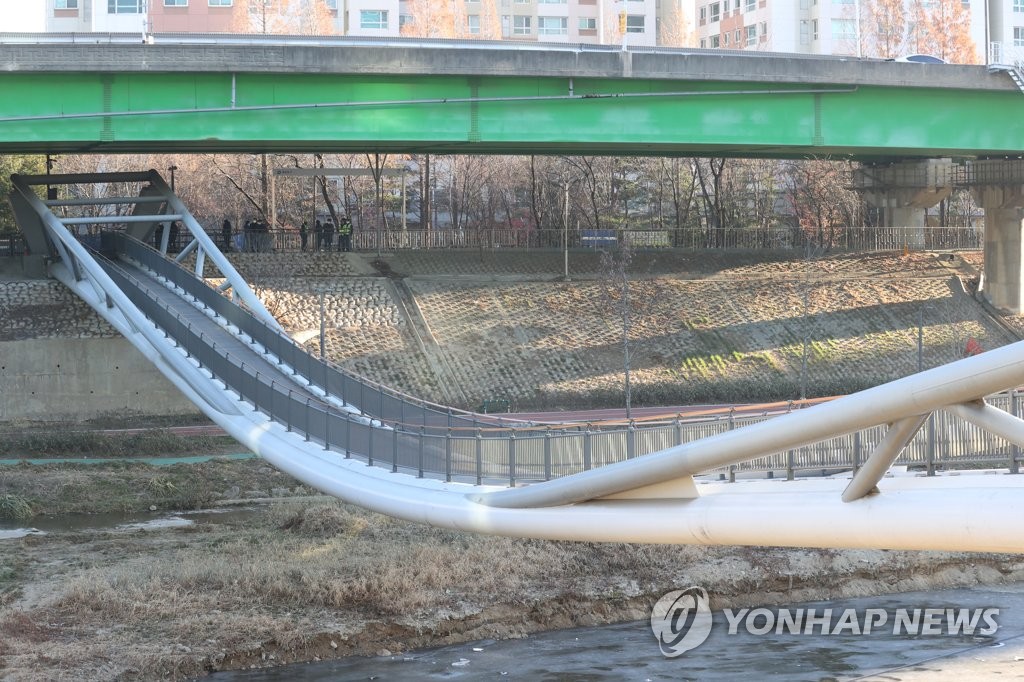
563, 180, 570, 280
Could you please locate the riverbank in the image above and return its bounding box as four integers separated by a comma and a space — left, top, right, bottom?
2, 477, 1024, 680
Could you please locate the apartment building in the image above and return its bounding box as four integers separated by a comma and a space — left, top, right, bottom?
33, 0, 692, 46
693, 0, 991, 63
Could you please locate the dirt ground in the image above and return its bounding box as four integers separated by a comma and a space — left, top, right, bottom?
2, 445, 1022, 681
2, 485, 1023, 681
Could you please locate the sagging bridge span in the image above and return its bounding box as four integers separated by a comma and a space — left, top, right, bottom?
9, 169, 1024, 554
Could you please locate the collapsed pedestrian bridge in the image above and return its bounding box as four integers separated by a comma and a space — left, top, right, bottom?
10, 170, 1024, 553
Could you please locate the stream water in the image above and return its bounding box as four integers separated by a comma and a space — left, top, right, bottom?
207, 583, 1024, 681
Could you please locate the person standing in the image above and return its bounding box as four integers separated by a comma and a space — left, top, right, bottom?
323, 220, 335, 251
314, 220, 323, 252
299, 221, 308, 252
221, 219, 232, 251
339, 215, 352, 252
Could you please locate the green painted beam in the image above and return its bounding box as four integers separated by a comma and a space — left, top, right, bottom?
1, 70, 1022, 159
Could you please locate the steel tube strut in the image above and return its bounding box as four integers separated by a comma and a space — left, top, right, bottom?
946, 400, 1024, 446
842, 415, 928, 503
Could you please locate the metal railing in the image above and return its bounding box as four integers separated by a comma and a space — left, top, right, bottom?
106, 232, 1018, 486
224, 225, 983, 254
0, 234, 25, 257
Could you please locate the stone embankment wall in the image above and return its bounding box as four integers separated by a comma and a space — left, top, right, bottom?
2, 249, 1021, 420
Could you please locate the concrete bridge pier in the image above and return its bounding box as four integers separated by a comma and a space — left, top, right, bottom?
960, 160, 1024, 314
855, 159, 954, 248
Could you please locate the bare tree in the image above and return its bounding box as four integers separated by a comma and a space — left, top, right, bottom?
862, 0, 907, 59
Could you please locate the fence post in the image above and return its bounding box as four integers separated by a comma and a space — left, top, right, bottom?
508, 430, 517, 487
1012, 390, 1021, 475
367, 420, 374, 467
627, 420, 636, 459
852, 430, 861, 473
475, 429, 483, 485
584, 424, 593, 471
786, 449, 795, 481
417, 426, 425, 478
285, 389, 292, 432
304, 397, 311, 442
926, 413, 936, 476
343, 412, 351, 457
674, 415, 684, 446
544, 428, 552, 481
445, 432, 452, 482
323, 408, 330, 452
392, 425, 399, 473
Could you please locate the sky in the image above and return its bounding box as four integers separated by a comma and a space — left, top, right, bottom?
0, 0, 45, 32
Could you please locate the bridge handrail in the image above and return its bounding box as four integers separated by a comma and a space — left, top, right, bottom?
112, 232, 492, 429
101, 236, 1024, 486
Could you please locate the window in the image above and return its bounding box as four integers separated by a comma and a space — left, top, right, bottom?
579, 17, 596, 30
723, 32, 729, 45
467, 14, 480, 33
709, 1, 720, 22
360, 10, 388, 29
1016, 0, 1024, 12
811, 18, 818, 40
626, 14, 644, 32
538, 0, 566, 3
831, 18, 856, 41
164, 0, 188, 6
325, 0, 337, 8
700, 38, 706, 48
734, 28, 740, 42
800, 20, 809, 45
513, 15, 531, 34
745, 0, 755, 10
55, 0, 78, 8
745, 23, 756, 45
699, 6, 706, 23
108, 0, 143, 12
760, 21, 766, 38
514, 0, 529, 4
399, 13, 413, 25
538, 16, 566, 34
209, 0, 232, 6
710, 34, 720, 47
832, 0, 854, 3
1015, 26, 1024, 47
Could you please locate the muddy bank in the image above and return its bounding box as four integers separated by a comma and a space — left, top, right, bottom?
2, 493, 1023, 681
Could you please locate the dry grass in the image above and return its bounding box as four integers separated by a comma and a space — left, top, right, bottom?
3, 498, 1023, 680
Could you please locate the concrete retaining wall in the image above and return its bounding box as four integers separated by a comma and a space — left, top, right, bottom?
0, 337, 199, 421
0, 275, 197, 422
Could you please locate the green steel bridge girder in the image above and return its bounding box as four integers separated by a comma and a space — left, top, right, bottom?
2, 70, 1023, 159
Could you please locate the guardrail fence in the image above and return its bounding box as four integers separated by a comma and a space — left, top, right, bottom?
105, 232, 1018, 488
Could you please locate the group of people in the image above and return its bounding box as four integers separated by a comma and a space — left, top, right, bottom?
217, 214, 354, 253
299, 216, 353, 252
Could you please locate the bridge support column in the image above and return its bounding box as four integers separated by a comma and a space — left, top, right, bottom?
855, 159, 953, 249
974, 186, 1024, 313
961, 160, 1024, 314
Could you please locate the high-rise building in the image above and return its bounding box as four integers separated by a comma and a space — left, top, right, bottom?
692, 0, 993, 64
32, 0, 695, 46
